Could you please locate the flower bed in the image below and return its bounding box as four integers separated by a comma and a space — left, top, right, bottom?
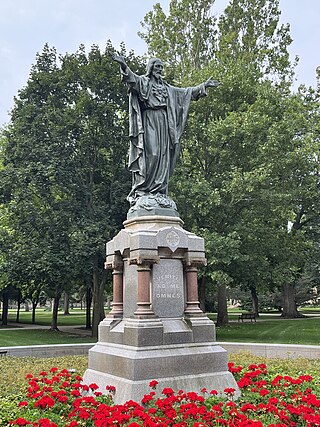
5, 361, 320, 427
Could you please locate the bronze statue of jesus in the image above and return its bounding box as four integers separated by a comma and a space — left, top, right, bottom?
112, 54, 219, 214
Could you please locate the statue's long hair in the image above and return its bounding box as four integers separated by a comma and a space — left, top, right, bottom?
146, 58, 163, 77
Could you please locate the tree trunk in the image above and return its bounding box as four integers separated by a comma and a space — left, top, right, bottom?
31, 290, 40, 324
16, 291, 21, 323
281, 283, 303, 318
198, 275, 206, 312
50, 293, 61, 331
32, 300, 37, 324
25, 300, 30, 312
91, 256, 107, 338
1, 290, 9, 326
85, 283, 92, 329
216, 283, 228, 326
63, 292, 70, 315
250, 285, 259, 317
92, 268, 100, 339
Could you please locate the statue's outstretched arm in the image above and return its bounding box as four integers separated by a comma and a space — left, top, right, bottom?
111, 53, 128, 73
191, 77, 220, 100
204, 77, 220, 89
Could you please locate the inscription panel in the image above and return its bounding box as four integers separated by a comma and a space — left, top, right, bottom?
152, 259, 185, 318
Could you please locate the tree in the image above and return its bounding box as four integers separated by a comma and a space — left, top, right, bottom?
139, 0, 217, 83
140, 0, 319, 323
1, 42, 139, 335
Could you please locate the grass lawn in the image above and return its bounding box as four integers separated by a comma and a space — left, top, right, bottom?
7, 308, 88, 326
216, 316, 320, 345
0, 329, 96, 347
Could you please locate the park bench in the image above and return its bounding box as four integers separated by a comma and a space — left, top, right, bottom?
0, 350, 7, 357
238, 312, 256, 322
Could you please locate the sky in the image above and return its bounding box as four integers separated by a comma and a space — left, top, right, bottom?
0, 0, 319, 127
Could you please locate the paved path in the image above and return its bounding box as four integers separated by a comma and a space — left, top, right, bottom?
0, 340, 320, 359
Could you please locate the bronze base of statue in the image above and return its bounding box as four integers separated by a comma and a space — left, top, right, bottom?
127, 193, 179, 219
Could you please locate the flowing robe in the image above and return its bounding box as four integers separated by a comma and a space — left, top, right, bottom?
122, 67, 207, 205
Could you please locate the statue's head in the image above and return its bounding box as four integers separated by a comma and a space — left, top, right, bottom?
146, 58, 164, 78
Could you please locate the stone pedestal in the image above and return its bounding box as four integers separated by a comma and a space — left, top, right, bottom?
84, 215, 239, 403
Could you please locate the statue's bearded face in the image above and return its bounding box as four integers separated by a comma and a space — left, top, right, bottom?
152, 61, 163, 79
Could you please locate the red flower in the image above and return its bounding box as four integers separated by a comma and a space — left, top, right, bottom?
271, 375, 283, 385
89, 383, 99, 391
142, 393, 154, 404
228, 362, 243, 373
210, 389, 218, 395
11, 418, 30, 426
162, 387, 175, 396
224, 388, 236, 395
238, 377, 252, 388
57, 395, 69, 403
34, 396, 55, 409
38, 418, 57, 427
149, 380, 159, 389
248, 364, 258, 370
18, 401, 28, 407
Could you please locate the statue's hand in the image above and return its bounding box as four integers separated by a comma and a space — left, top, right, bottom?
111, 53, 126, 67
205, 77, 221, 88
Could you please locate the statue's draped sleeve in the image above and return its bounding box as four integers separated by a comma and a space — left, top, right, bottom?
166, 83, 207, 175
120, 66, 151, 177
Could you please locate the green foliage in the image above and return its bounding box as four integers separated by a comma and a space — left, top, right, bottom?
141, 0, 320, 318
139, 0, 217, 83
0, 394, 25, 427
0, 41, 144, 331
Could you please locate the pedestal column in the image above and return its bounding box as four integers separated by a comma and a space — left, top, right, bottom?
131, 259, 157, 318
184, 263, 204, 316
106, 257, 124, 318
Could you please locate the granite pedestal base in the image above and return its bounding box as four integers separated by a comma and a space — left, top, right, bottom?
84, 215, 239, 403
84, 341, 237, 404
